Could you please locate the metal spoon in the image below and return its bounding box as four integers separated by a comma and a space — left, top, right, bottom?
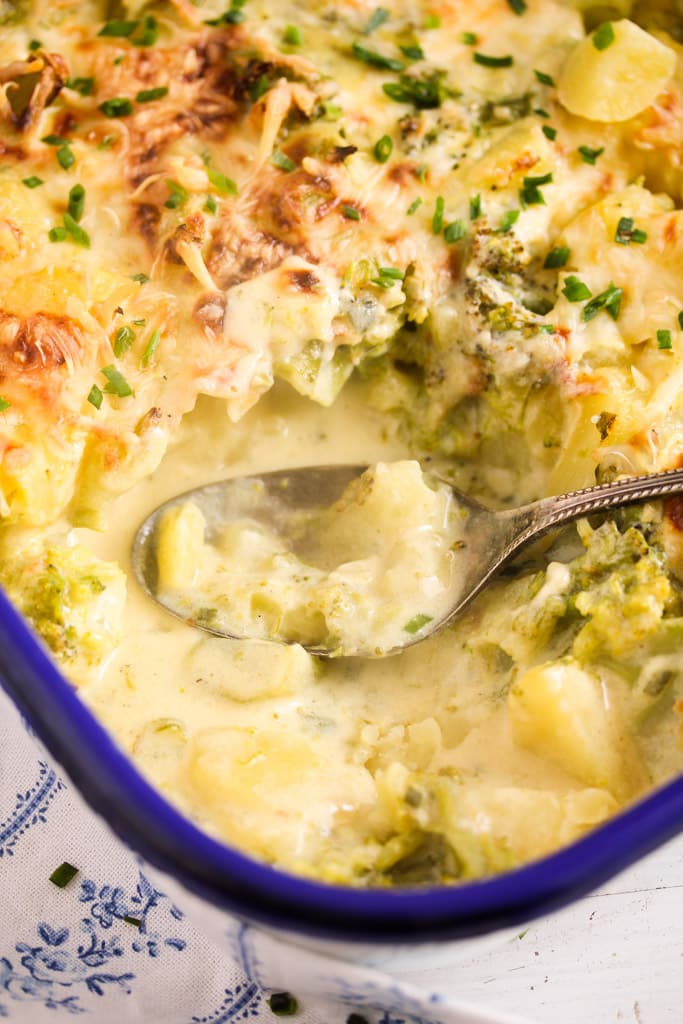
132, 464, 683, 657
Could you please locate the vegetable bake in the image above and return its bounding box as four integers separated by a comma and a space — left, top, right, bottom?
3, 0, 683, 885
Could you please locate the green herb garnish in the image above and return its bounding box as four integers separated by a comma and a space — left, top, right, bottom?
49, 862, 79, 888
578, 145, 604, 165
341, 204, 361, 220
593, 22, 615, 50
267, 992, 299, 1016
204, 0, 246, 25
582, 282, 622, 321
48, 226, 68, 242
462, 31, 477, 45
542, 125, 557, 141
283, 24, 303, 45
207, 167, 238, 194
101, 364, 133, 397
56, 145, 75, 170
544, 246, 569, 269
98, 19, 137, 37
22, 176, 43, 188
113, 325, 135, 357
534, 69, 555, 86
474, 52, 514, 68
520, 171, 552, 207
444, 219, 466, 242
141, 328, 161, 366
271, 149, 296, 172
657, 329, 673, 350
497, 209, 520, 232
678, 311, 683, 330
67, 183, 85, 222
136, 86, 168, 102
432, 195, 445, 234
204, 194, 218, 214
469, 193, 482, 220
63, 213, 90, 247
164, 180, 188, 209
66, 76, 95, 96
562, 275, 592, 302
364, 7, 389, 34
0, 396, 11, 412
87, 385, 103, 409
406, 197, 422, 215
507, 0, 527, 12
352, 41, 404, 72
404, 613, 433, 634
382, 70, 446, 108
614, 217, 647, 245
99, 97, 133, 118
373, 134, 393, 163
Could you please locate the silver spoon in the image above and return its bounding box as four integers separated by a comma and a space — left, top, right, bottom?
132, 464, 683, 657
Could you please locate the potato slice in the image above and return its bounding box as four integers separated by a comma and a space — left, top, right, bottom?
558, 19, 676, 122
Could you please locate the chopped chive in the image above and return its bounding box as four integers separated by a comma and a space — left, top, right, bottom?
98, 19, 138, 37
341, 204, 361, 220
562, 275, 592, 302
57, 146, 75, 170
113, 55, 125, 65
49, 862, 79, 888
432, 195, 445, 234
123, 915, 142, 928
474, 52, 514, 68
321, 100, 343, 120
63, 213, 90, 247
424, 13, 441, 28
204, 1, 246, 26
507, 0, 527, 12
520, 173, 552, 207
48, 226, 68, 242
657, 329, 673, 350
401, 44, 424, 61
593, 22, 615, 50
267, 992, 299, 1017
132, 14, 158, 46
407, 197, 422, 215
283, 24, 303, 46
131, 318, 147, 326
131, 272, 149, 283
544, 246, 570, 269
88, 385, 103, 409
22, 175, 43, 188
271, 149, 296, 172
615, 217, 647, 245
141, 328, 161, 366
204, 194, 218, 214
135, 86, 168, 102
113, 325, 135, 357
378, 266, 404, 279
578, 145, 604, 165
66, 76, 95, 96
28, 38, 41, 51
363, 7, 389, 34
164, 180, 188, 209
101, 364, 133, 397
0, 396, 11, 411
582, 282, 622, 321
497, 209, 520, 232
525, 172, 553, 187
444, 219, 466, 243
351, 41, 404, 72
542, 124, 557, 141
207, 167, 238, 194
534, 69, 555, 86
469, 193, 482, 220
42, 134, 69, 146
99, 97, 134, 118
97, 135, 115, 150
67, 183, 85, 222
373, 134, 393, 163
404, 613, 433, 634
679, 311, 683, 330
534, 107, 550, 118
462, 31, 477, 45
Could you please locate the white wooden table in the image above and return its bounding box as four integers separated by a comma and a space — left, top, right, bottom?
403, 835, 683, 1023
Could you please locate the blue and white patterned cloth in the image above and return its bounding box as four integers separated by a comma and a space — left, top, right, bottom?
0, 686, 521, 1024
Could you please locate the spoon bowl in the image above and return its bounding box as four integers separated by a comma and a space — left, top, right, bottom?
132, 464, 683, 657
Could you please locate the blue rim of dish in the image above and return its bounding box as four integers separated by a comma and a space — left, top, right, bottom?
1, 582, 682, 945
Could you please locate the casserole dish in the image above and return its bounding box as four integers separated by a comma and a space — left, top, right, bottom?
3, 0, 683, 1003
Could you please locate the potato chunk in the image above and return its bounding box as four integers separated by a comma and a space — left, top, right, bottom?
508, 659, 636, 798
558, 20, 676, 122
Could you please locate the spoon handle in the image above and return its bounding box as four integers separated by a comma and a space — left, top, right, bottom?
520, 466, 683, 543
